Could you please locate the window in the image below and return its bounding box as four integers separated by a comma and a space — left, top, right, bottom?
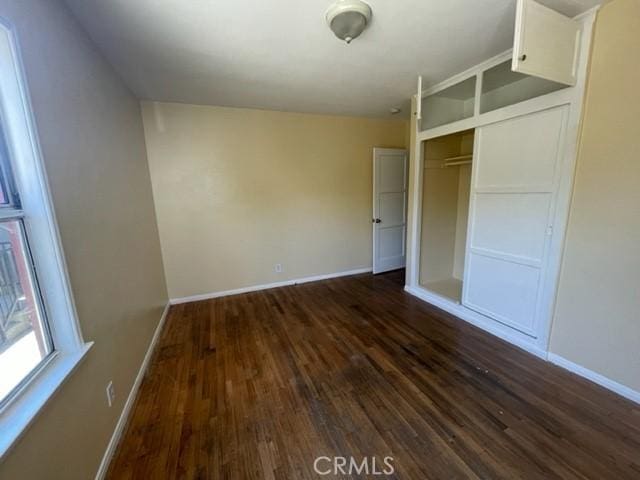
0, 220, 53, 405
0, 21, 90, 457
0, 122, 54, 406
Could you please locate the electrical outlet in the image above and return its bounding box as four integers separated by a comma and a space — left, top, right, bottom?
106, 381, 115, 407
275, 264, 283, 273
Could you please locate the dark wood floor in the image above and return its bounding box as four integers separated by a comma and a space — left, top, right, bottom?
107, 271, 640, 479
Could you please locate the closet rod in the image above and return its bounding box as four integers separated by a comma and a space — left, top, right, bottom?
443, 154, 473, 162
443, 160, 472, 167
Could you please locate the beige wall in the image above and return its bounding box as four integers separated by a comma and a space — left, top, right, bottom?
419, 138, 461, 285
550, 0, 640, 392
419, 131, 472, 286
142, 102, 407, 299
0, 1, 168, 478
2, 2, 636, 478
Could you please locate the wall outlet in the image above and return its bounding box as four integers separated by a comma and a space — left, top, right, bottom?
106, 381, 115, 407
274, 264, 283, 273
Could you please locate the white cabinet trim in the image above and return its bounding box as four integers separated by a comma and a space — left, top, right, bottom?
405, 8, 597, 354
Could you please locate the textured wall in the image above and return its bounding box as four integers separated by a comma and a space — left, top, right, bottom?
142, 101, 407, 299
550, 0, 640, 393
0, 1, 168, 478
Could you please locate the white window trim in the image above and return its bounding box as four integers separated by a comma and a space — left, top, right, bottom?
0, 19, 92, 458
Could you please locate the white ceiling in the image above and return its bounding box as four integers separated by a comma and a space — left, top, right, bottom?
63, 0, 600, 118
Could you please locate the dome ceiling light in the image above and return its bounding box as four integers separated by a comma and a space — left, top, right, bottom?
326, 0, 373, 44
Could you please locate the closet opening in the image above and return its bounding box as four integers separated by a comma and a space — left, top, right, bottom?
418, 129, 474, 303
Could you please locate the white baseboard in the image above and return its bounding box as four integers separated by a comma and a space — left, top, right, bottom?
94, 280, 639, 480
404, 285, 547, 359
547, 353, 640, 405
170, 267, 373, 305
95, 302, 171, 480
404, 285, 640, 405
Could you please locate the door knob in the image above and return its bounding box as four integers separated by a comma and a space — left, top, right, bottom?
373, 218, 381, 223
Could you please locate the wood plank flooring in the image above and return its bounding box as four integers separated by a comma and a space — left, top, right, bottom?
107, 271, 640, 479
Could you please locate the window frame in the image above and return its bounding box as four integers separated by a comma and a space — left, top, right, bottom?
0, 19, 92, 458
0, 218, 56, 409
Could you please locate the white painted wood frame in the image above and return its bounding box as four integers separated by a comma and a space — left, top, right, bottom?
405, 8, 598, 355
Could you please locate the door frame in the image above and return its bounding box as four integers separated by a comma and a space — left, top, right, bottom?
372, 147, 408, 274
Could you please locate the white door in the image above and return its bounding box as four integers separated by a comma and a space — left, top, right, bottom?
462, 106, 568, 336
373, 148, 408, 274
512, 0, 581, 86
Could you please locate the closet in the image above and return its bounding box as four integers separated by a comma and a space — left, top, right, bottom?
406, 0, 598, 356
419, 129, 473, 302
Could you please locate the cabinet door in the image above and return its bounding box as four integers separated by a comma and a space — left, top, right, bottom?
512, 0, 581, 86
462, 106, 568, 337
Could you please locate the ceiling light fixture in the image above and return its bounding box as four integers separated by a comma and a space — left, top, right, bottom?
326, 0, 372, 44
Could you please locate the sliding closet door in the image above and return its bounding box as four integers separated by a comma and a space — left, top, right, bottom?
462, 106, 568, 336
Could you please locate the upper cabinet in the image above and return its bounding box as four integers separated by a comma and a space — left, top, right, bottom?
416, 0, 591, 133
512, 0, 581, 86
420, 77, 476, 131
480, 60, 565, 114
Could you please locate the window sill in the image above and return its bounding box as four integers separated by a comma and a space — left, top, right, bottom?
0, 342, 93, 460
